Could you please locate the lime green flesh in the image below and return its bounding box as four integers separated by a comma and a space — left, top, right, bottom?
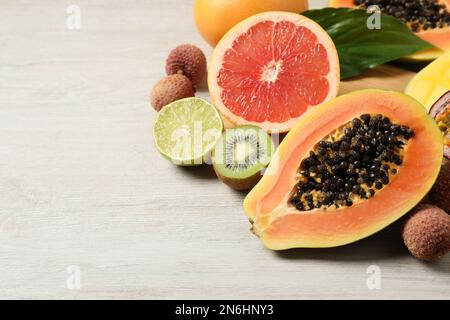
153, 97, 223, 165
214, 125, 274, 179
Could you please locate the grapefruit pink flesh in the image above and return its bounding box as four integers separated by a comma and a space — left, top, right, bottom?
209, 12, 340, 132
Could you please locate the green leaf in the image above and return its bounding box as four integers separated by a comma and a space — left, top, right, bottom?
302, 8, 435, 79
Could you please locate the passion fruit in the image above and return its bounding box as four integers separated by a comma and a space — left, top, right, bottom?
428, 91, 450, 212
429, 90, 450, 159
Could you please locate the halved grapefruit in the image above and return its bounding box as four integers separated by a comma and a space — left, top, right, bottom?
208, 11, 340, 133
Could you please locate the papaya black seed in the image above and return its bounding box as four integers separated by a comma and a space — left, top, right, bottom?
353, 0, 450, 32
301, 159, 310, 168
300, 170, 307, 177
352, 118, 362, 127
350, 150, 360, 159
344, 127, 353, 136
331, 142, 340, 151
293, 114, 412, 211
361, 114, 371, 123
364, 145, 372, 153
370, 138, 378, 146
340, 141, 350, 151
381, 175, 389, 185
356, 125, 366, 138
363, 156, 371, 164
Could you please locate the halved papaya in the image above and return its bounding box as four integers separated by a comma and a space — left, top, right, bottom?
244, 90, 443, 250
329, 0, 450, 61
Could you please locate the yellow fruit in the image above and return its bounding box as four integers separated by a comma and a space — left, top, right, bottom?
194, 0, 309, 47
405, 51, 450, 111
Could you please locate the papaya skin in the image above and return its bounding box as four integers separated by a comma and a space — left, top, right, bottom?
244, 90, 443, 250
328, 0, 450, 61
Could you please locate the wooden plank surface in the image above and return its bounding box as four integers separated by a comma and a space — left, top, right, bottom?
340, 64, 417, 94
0, 0, 448, 299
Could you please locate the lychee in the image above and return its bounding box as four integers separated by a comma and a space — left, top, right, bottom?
402, 204, 450, 261
150, 74, 195, 111
165, 44, 207, 86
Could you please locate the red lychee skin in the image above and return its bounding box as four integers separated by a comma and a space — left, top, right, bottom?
402, 204, 450, 261
165, 44, 207, 86
150, 74, 195, 111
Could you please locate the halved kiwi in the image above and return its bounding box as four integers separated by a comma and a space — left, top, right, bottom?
212, 125, 274, 190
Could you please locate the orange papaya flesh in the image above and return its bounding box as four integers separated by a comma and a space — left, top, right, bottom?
329, 0, 450, 61
244, 90, 443, 250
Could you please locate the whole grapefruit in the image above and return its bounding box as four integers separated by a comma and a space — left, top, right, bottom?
194, 0, 309, 47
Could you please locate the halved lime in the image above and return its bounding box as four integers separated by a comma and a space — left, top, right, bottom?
153, 97, 223, 165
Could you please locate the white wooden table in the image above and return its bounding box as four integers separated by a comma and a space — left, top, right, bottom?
0, 0, 448, 299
